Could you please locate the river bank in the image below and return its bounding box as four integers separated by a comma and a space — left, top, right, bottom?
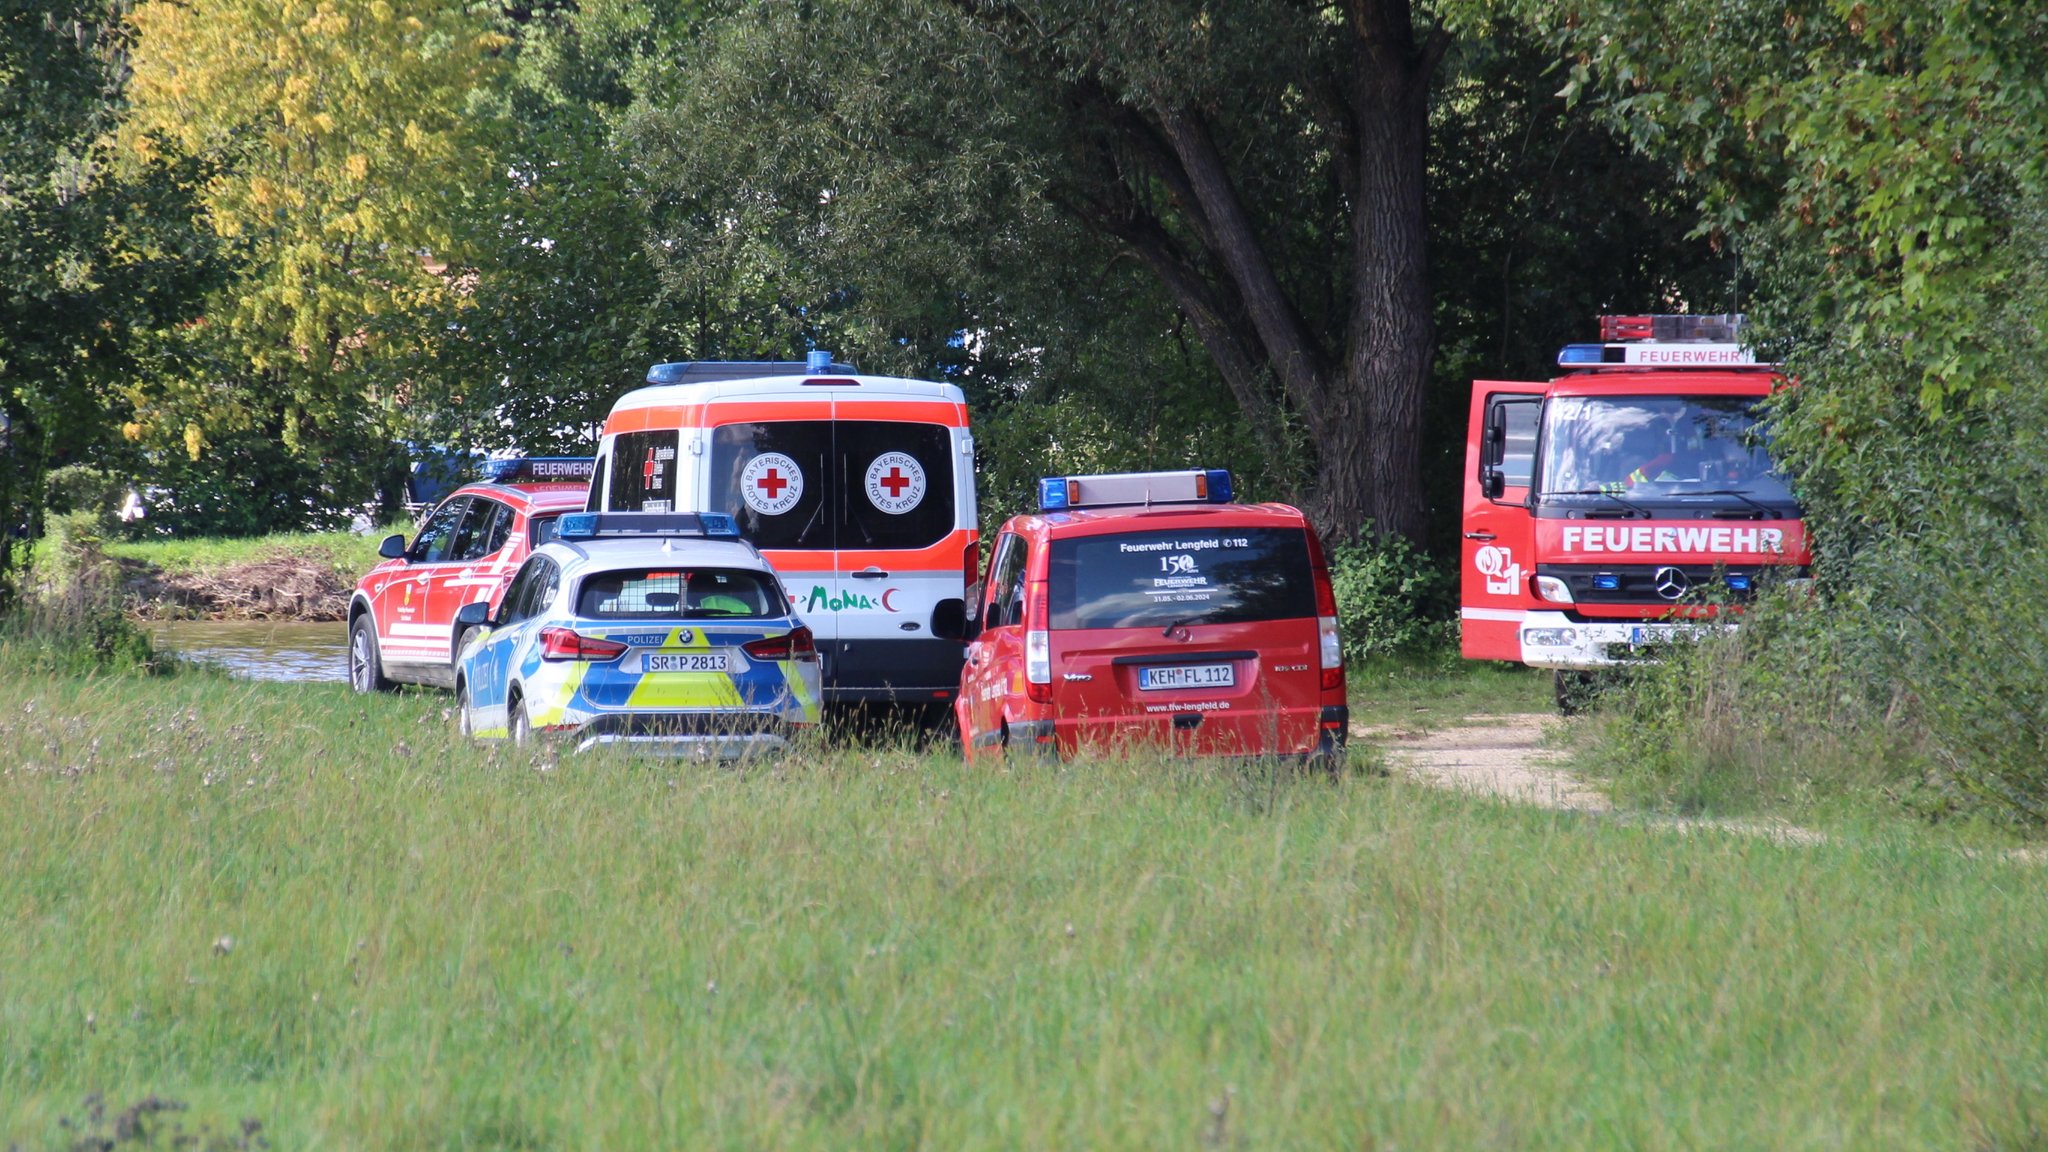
39, 526, 389, 622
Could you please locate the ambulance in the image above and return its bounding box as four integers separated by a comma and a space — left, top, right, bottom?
1461, 315, 1810, 687
589, 353, 976, 704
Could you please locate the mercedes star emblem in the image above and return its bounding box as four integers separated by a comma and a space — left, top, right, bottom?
1653, 566, 1690, 600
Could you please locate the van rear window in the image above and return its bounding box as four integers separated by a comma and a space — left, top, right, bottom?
576, 569, 781, 619
1047, 527, 1316, 630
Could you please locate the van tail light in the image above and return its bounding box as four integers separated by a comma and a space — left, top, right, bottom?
1024, 579, 1052, 702
539, 627, 629, 662
743, 625, 817, 663
1304, 528, 1344, 687
964, 538, 983, 587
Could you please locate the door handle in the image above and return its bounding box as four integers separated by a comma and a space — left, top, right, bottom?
1464, 531, 1497, 541
849, 567, 889, 580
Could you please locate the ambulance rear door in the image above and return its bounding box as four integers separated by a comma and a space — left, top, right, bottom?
704, 404, 844, 658
1462, 380, 1546, 661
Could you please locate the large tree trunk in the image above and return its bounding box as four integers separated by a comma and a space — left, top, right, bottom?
1322, 20, 1437, 543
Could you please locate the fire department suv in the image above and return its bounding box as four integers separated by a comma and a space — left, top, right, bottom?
1461, 315, 1809, 685
349, 457, 595, 692
957, 470, 1348, 764
589, 353, 976, 704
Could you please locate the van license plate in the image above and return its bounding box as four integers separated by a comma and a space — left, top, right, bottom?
642, 652, 729, 674
1138, 663, 1235, 691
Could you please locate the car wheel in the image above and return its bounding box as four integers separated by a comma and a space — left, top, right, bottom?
349, 616, 392, 693
508, 693, 531, 746
456, 678, 474, 738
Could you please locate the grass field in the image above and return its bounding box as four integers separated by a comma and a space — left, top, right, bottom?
5, 663, 2047, 1149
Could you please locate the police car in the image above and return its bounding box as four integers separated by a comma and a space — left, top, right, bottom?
956, 469, 1347, 764
452, 511, 821, 757
349, 456, 595, 693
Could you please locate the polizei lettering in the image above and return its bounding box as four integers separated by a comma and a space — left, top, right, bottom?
1560, 525, 1787, 554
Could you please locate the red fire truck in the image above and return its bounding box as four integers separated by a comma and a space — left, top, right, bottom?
1460, 315, 1810, 694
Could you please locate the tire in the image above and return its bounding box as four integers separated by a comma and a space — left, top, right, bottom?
453, 626, 479, 671
456, 678, 474, 739
508, 692, 530, 747
349, 616, 392, 693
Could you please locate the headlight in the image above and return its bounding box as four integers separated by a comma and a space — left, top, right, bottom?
1523, 627, 1579, 647
1534, 575, 1574, 604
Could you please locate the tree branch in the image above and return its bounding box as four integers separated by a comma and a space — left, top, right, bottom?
1153, 103, 1331, 430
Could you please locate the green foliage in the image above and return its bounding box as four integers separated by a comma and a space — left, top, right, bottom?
1565, 0, 2048, 824
1327, 531, 1456, 664
40, 464, 127, 525
4, 511, 163, 674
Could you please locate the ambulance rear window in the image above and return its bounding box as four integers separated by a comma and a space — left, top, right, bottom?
576, 568, 781, 619
1047, 527, 1316, 630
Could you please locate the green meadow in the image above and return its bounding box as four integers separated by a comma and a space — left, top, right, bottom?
4, 665, 2045, 1149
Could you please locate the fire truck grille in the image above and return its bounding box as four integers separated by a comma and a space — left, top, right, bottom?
1535, 563, 1800, 606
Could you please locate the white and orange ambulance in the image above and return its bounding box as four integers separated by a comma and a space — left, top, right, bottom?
1461, 315, 1811, 691
589, 354, 977, 704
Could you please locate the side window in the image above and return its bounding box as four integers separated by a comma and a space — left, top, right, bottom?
533, 562, 563, 618
607, 431, 680, 513
1486, 396, 1541, 492
451, 499, 510, 562
500, 556, 556, 626
983, 534, 1023, 629
585, 453, 607, 512
409, 497, 469, 563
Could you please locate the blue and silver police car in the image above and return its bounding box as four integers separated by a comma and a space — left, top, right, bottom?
453, 511, 822, 757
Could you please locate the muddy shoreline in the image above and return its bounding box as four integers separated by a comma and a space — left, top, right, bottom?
120, 553, 355, 622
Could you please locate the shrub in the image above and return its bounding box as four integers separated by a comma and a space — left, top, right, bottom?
2, 511, 165, 675
41, 464, 129, 532
1325, 531, 1456, 664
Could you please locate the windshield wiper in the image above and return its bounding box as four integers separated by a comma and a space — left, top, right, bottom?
1691, 489, 1780, 519
1550, 488, 1650, 518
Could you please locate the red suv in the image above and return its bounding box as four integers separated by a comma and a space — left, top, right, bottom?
348, 457, 594, 692
956, 470, 1347, 763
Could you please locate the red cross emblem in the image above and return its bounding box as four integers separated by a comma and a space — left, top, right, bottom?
756, 468, 788, 498
642, 448, 657, 483
878, 467, 911, 497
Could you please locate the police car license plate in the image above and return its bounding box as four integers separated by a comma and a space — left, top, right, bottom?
641, 652, 729, 674
1138, 663, 1235, 691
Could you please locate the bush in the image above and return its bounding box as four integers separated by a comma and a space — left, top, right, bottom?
1325, 532, 1456, 664
41, 464, 129, 532
2, 511, 165, 675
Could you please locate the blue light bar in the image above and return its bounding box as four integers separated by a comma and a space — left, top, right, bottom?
479, 456, 595, 484
645, 358, 858, 386
806, 349, 832, 372
1036, 469, 1235, 512
1726, 573, 1752, 592
555, 512, 740, 541
1593, 573, 1620, 591
1558, 344, 1611, 365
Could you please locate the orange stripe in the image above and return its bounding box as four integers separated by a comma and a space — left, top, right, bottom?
603, 398, 968, 437
762, 529, 980, 573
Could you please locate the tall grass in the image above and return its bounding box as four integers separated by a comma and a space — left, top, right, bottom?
4, 666, 2046, 1148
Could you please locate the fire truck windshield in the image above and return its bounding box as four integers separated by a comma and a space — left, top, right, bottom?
1536, 395, 1796, 509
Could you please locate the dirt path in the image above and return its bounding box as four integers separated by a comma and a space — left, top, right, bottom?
1366, 713, 1828, 846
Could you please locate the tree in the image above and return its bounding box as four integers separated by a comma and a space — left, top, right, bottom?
632, 0, 1496, 543
115, 0, 509, 517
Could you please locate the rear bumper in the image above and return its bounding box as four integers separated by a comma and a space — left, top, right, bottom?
823, 637, 965, 703
550, 711, 804, 760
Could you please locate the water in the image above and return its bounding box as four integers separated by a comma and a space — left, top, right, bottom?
151, 620, 349, 684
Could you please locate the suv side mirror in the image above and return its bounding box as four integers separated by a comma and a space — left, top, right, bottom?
1481, 468, 1505, 500
378, 533, 408, 560
454, 601, 494, 630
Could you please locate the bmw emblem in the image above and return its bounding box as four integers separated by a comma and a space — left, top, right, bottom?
1653, 566, 1690, 600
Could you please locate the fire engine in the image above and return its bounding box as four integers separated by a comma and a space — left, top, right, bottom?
1460, 315, 1810, 694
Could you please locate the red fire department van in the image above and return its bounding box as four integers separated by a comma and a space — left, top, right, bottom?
1461, 315, 1810, 694
589, 353, 976, 705
957, 469, 1347, 764
348, 457, 595, 692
